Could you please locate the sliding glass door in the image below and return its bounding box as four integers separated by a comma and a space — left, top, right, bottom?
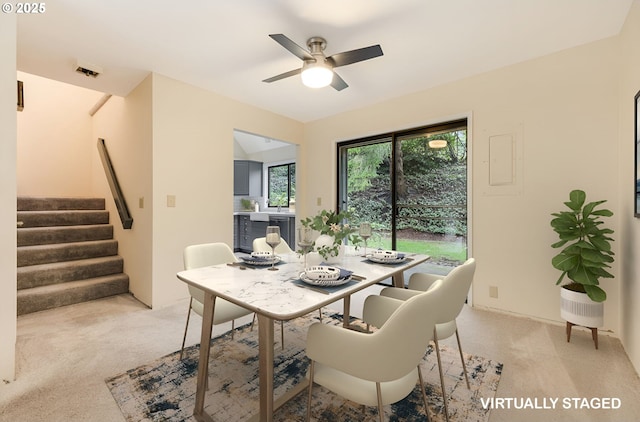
338, 119, 468, 267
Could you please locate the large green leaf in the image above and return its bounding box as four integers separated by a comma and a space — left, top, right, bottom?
552, 253, 579, 271
568, 190, 586, 210
580, 248, 610, 264
584, 284, 607, 302
568, 265, 599, 285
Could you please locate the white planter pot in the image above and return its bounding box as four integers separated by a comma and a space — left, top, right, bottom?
560, 287, 604, 328
314, 234, 344, 264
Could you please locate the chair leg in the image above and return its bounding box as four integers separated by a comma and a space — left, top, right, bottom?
306, 361, 315, 422
250, 313, 257, 331
318, 308, 323, 322
417, 365, 431, 422
281, 321, 285, 349
180, 298, 194, 360
231, 320, 235, 339
376, 382, 384, 422
433, 330, 450, 422
455, 329, 470, 389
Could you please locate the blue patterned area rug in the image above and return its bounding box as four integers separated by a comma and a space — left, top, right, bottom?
106, 313, 502, 421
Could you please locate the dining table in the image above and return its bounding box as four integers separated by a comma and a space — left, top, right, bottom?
176, 249, 430, 422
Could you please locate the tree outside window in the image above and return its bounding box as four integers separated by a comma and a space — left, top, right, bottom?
268, 163, 295, 208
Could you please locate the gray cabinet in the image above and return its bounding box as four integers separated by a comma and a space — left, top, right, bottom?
234, 160, 263, 196
236, 215, 251, 251
234, 214, 295, 253
269, 215, 295, 250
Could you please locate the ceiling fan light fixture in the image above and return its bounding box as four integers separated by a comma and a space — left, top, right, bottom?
428, 139, 448, 149
301, 62, 333, 88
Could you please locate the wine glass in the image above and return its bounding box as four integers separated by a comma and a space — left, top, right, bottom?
359, 222, 372, 257
297, 226, 313, 269
265, 226, 281, 271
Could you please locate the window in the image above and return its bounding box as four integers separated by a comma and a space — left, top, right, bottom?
267, 163, 296, 207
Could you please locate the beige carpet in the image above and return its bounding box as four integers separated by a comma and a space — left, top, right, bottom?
3, 289, 640, 422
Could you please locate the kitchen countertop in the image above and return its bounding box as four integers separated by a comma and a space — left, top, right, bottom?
234, 211, 296, 217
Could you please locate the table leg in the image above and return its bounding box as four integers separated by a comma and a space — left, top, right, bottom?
392, 271, 405, 288
193, 293, 216, 422
343, 295, 351, 328
258, 314, 275, 422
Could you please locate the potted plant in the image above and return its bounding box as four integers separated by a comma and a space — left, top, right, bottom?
300, 209, 362, 261
550, 189, 614, 331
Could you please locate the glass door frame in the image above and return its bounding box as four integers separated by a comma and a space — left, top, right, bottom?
337, 118, 469, 251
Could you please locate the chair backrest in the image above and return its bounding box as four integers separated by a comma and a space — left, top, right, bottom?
359, 280, 443, 382
434, 258, 476, 323
183, 242, 238, 302
252, 237, 294, 254
184, 242, 238, 269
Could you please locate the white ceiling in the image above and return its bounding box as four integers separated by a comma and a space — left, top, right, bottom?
17, 0, 633, 123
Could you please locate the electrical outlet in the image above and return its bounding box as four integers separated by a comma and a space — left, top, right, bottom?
167, 195, 176, 207
316, 197, 322, 206
139, 197, 144, 208
489, 286, 498, 298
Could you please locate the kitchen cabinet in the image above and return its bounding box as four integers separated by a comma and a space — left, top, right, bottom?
234, 213, 295, 253
234, 160, 263, 196
269, 215, 295, 249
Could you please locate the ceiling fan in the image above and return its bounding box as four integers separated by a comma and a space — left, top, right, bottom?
262, 34, 383, 91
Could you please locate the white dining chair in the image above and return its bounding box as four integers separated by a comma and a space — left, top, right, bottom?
180, 242, 254, 360
252, 236, 294, 254
305, 281, 444, 422
374, 258, 476, 422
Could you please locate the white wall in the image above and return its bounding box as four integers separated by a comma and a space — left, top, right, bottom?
92, 75, 154, 306
618, 0, 640, 373
0, 14, 17, 382
304, 36, 622, 333
150, 74, 304, 307
16, 72, 103, 196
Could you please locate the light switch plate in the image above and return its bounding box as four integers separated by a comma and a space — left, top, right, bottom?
167, 195, 176, 207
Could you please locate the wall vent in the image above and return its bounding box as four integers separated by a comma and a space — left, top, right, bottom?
75, 60, 102, 78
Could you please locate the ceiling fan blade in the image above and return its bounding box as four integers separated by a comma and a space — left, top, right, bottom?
327, 45, 383, 68
331, 72, 348, 91
262, 68, 302, 83
269, 34, 314, 61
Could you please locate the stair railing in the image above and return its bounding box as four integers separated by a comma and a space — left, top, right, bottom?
97, 138, 133, 229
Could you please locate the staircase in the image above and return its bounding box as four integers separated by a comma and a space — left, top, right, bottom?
17, 197, 130, 315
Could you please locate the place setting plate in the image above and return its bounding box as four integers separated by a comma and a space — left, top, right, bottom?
366, 250, 407, 265
241, 251, 282, 266
299, 266, 352, 287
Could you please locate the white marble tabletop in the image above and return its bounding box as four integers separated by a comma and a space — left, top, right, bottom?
177, 251, 430, 320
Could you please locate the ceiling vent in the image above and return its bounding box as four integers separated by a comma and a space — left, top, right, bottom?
75, 60, 102, 78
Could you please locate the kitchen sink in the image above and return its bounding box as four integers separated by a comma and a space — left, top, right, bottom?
249, 212, 271, 222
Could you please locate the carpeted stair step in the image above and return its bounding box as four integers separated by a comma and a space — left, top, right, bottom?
18, 197, 105, 211
17, 210, 110, 228
18, 240, 119, 267
18, 256, 124, 290
17, 225, 114, 247
17, 273, 130, 315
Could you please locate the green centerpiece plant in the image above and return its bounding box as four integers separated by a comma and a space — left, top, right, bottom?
300, 209, 362, 260
550, 189, 615, 302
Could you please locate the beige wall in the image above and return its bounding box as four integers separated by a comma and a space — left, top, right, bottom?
16, 72, 103, 196
149, 74, 304, 307
92, 75, 154, 306
0, 14, 17, 382
618, 0, 640, 372
305, 36, 622, 333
